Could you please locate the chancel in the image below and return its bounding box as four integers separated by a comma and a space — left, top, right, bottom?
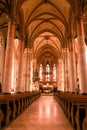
0, 0, 87, 130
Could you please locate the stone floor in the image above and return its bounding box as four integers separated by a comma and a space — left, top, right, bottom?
4, 96, 73, 130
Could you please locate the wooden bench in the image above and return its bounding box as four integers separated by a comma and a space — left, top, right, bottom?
0, 91, 41, 129
54, 92, 87, 130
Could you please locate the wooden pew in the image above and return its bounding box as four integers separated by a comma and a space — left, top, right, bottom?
0, 91, 41, 129
54, 91, 87, 130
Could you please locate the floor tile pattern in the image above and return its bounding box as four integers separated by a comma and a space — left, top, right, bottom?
4, 96, 73, 130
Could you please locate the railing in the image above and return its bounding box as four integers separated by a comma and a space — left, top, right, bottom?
54, 91, 87, 130
0, 91, 41, 129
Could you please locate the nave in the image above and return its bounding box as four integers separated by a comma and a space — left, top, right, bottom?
5, 96, 73, 130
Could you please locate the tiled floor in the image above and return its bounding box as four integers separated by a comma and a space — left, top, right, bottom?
5, 96, 73, 130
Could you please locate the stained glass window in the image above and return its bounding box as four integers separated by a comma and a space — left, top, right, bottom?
40, 64, 43, 81
53, 64, 56, 81
46, 64, 50, 81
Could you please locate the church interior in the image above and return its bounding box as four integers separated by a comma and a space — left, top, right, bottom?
0, 0, 87, 130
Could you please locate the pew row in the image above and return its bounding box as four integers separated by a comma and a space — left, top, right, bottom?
54, 91, 87, 130
0, 91, 41, 129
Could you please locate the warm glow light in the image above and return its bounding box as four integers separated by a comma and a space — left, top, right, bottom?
43, 85, 46, 87
45, 104, 51, 117
39, 100, 51, 118
39, 97, 57, 118
47, 82, 49, 87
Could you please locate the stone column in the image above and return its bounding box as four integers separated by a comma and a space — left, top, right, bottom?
58, 59, 64, 91
62, 48, 70, 92
29, 50, 33, 91
0, 33, 5, 85
26, 48, 30, 91
38, 64, 40, 81
23, 48, 31, 91
43, 65, 46, 82
28, 49, 31, 91
50, 66, 53, 82
3, 20, 16, 92
58, 59, 61, 91
67, 48, 72, 92
56, 62, 59, 90
33, 58, 37, 72
70, 39, 77, 92
16, 39, 24, 92
76, 17, 87, 93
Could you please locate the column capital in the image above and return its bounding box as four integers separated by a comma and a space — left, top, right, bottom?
7, 15, 17, 25
62, 47, 68, 53
75, 14, 85, 38
75, 14, 84, 23
68, 38, 75, 52
19, 34, 25, 41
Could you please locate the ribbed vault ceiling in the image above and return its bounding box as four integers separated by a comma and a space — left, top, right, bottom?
0, 0, 87, 64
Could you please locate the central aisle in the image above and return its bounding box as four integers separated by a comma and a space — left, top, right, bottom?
5, 96, 73, 130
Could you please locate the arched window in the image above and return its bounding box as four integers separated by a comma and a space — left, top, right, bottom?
53, 64, 56, 81
40, 64, 43, 81
46, 64, 50, 81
